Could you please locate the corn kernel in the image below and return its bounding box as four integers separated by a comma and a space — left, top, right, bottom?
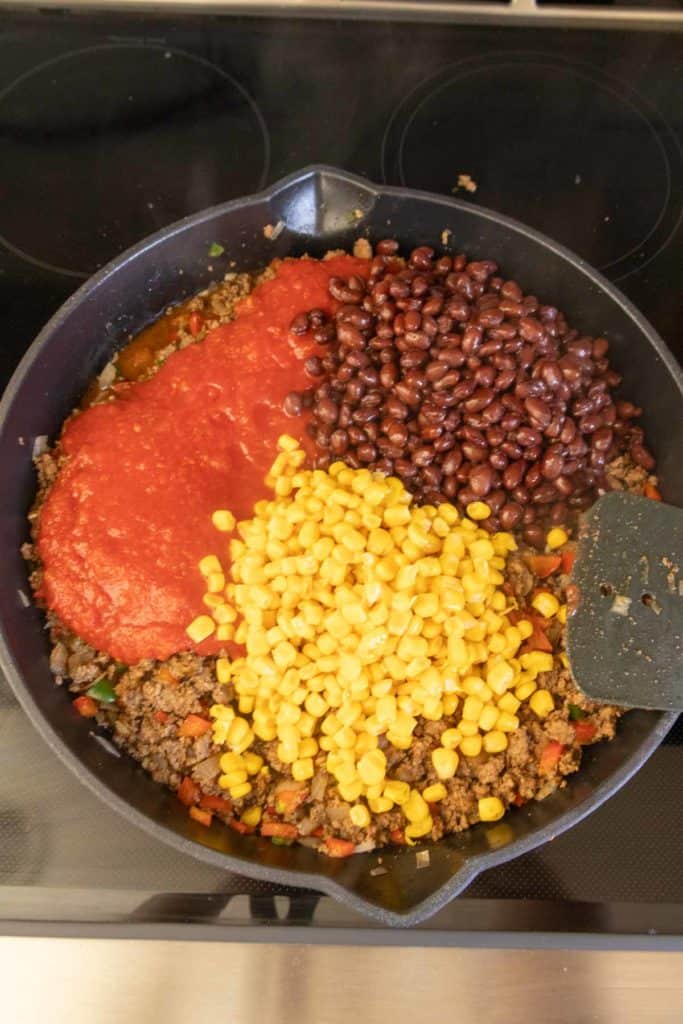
466, 501, 491, 521
460, 734, 483, 757
483, 730, 508, 754
369, 796, 394, 813
531, 591, 560, 619
556, 604, 568, 625
339, 780, 363, 803
432, 747, 459, 779
529, 688, 555, 719
350, 804, 371, 827
186, 615, 216, 644
498, 692, 521, 715
440, 728, 462, 750
243, 752, 264, 775
357, 749, 387, 786
546, 527, 569, 550
478, 796, 505, 822
515, 678, 537, 701
478, 703, 499, 732
422, 783, 447, 802
292, 757, 314, 781
230, 781, 252, 800
384, 779, 411, 805
462, 695, 484, 722
405, 817, 433, 841
403, 789, 430, 823
212, 509, 236, 533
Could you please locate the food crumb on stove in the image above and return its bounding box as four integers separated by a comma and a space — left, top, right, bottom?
610, 595, 632, 616
440, 228, 451, 246
416, 850, 431, 869
370, 866, 388, 876
452, 173, 478, 194
353, 238, 372, 260
263, 220, 285, 240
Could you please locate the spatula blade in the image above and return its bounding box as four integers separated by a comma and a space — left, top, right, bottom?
566, 492, 683, 711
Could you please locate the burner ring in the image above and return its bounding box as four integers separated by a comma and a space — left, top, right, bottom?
381, 53, 683, 282
0, 43, 271, 278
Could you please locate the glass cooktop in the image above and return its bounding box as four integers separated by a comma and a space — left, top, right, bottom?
0, 8, 681, 940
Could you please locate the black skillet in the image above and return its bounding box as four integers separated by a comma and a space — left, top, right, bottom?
0, 166, 679, 926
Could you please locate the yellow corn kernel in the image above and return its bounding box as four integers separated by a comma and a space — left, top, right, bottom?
339, 780, 363, 803
199, 554, 222, 577
515, 678, 537, 701
230, 781, 252, 800
440, 728, 461, 750
403, 790, 430, 824
529, 689, 555, 719
478, 703, 499, 732
298, 737, 318, 759
186, 615, 216, 644
531, 591, 560, 619
238, 695, 255, 714
466, 501, 491, 521
432, 747, 459, 779
422, 783, 447, 803
243, 752, 264, 775
216, 658, 232, 684
498, 692, 521, 715
240, 806, 262, 827
454, 731, 481, 758
546, 527, 569, 550
212, 509, 236, 533
520, 651, 554, 674
487, 660, 515, 694
357, 749, 387, 786
220, 768, 248, 789
292, 757, 314, 781
496, 711, 519, 733
203, 592, 225, 609
213, 603, 237, 625
483, 730, 508, 754
369, 796, 394, 814
478, 796, 505, 822
557, 604, 568, 625
462, 695, 484, 722
350, 804, 371, 828
458, 720, 479, 737
560, 651, 569, 669
383, 779, 411, 806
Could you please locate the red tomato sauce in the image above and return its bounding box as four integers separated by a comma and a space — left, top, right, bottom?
38, 255, 369, 664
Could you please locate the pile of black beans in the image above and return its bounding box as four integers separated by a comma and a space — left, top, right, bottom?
285, 241, 654, 546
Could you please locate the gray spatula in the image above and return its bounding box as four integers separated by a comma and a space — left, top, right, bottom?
566, 491, 683, 711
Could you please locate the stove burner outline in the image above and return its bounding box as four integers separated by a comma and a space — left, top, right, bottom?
0, 43, 271, 279
381, 52, 683, 282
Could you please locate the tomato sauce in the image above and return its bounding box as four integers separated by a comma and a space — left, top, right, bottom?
38, 255, 369, 664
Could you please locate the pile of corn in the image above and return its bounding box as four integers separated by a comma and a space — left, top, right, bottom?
187, 437, 562, 837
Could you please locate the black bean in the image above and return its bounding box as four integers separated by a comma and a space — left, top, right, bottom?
283, 391, 303, 416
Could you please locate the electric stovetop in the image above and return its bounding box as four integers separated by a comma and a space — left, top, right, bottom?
0, 8, 681, 942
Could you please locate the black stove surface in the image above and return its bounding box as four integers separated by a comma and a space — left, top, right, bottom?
1, 9, 681, 940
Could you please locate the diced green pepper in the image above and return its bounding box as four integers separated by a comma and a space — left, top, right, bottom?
271, 836, 294, 846
208, 242, 225, 258
568, 704, 587, 720
86, 677, 117, 704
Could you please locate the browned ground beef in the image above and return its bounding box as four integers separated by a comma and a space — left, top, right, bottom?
22, 264, 657, 853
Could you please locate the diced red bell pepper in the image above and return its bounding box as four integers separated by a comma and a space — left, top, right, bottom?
228, 819, 255, 835
539, 741, 565, 774
573, 720, 597, 744
188, 311, 204, 336
561, 549, 576, 574
261, 822, 298, 840
520, 615, 554, 654
73, 695, 98, 718
323, 837, 356, 858
177, 776, 200, 807
644, 483, 662, 501
178, 714, 211, 738
528, 554, 562, 579
198, 793, 233, 815
390, 828, 407, 845
512, 793, 526, 807
312, 826, 325, 838
275, 788, 309, 815
189, 806, 212, 827
153, 710, 169, 724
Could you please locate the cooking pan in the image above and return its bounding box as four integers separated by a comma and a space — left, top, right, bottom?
0, 166, 679, 927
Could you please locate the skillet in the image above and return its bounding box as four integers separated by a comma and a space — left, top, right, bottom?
0, 165, 679, 926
